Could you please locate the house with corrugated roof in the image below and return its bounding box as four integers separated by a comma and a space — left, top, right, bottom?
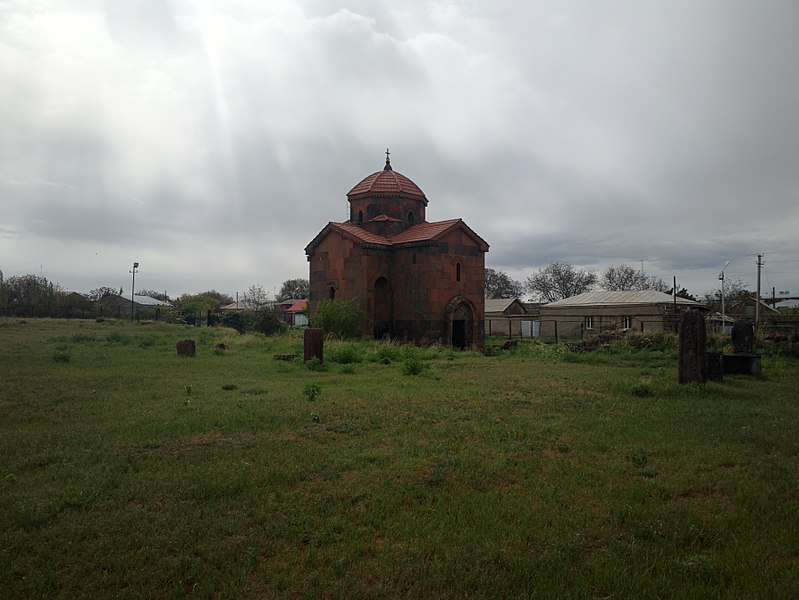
305, 152, 489, 347
537, 290, 705, 339
485, 298, 528, 338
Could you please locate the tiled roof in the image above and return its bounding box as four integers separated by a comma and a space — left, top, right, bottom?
347, 168, 427, 202
544, 290, 702, 307
286, 299, 308, 313
305, 219, 489, 254
390, 219, 461, 244
370, 214, 402, 223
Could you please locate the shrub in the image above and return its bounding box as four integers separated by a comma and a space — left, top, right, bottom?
631, 382, 655, 398
305, 357, 327, 372
303, 383, 321, 401
328, 342, 363, 364
52, 350, 70, 363
402, 356, 427, 376
311, 299, 366, 339
253, 308, 288, 336
220, 310, 253, 334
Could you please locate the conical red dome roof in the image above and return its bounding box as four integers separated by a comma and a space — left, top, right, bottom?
347, 156, 427, 203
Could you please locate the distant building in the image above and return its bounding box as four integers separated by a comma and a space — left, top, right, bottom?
537, 290, 704, 339
96, 294, 172, 320
485, 298, 528, 338
305, 153, 489, 347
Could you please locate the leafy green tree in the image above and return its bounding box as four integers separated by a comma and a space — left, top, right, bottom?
253, 307, 288, 336
88, 286, 119, 301
311, 299, 366, 339
220, 310, 253, 334
176, 291, 231, 313
525, 262, 597, 302
277, 278, 309, 301
4, 274, 63, 312
485, 268, 523, 299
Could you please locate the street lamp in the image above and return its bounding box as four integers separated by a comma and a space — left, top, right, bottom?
130, 262, 139, 321
719, 260, 730, 334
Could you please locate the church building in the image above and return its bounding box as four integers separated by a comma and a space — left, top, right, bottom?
305, 152, 489, 348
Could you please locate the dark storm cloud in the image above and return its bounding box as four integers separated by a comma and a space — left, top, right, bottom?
1, 0, 797, 297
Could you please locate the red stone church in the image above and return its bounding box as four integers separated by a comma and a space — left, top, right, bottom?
305, 153, 489, 347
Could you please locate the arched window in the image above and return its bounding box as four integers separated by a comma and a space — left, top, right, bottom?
329, 286, 336, 299
407, 210, 415, 224
456, 262, 462, 282
358, 211, 363, 223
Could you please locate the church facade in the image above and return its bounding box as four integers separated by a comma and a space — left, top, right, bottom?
305, 154, 489, 348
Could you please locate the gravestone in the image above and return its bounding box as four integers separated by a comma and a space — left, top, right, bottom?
706, 350, 723, 382
731, 322, 754, 354
678, 311, 707, 384
304, 328, 324, 362
723, 321, 761, 375
176, 339, 196, 357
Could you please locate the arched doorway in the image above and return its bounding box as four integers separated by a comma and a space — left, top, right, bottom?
445, 296, 476, 349
372, 276, 391, 339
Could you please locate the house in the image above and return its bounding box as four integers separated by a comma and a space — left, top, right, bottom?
728, 296, 780, 321
537, 290, 705, 339
285, 299, 308, 327
485, 298, 528, 338
95, 294, 172, 320
219, 299, 263, 311
305, 153, 489, 347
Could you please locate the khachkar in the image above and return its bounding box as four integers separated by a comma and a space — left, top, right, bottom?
678, 310, 708, 384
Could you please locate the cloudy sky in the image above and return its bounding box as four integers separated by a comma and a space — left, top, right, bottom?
2, 0, 798, 301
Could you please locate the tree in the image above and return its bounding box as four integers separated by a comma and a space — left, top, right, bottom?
601, 264, 669, 292
88, 287, 119, 301
136, 289, 170, 302
253, 307, 288, 336
601, 264, 646, 291
484, 268, 523, 299
277, 278, 309, 301
668, 287, 698, 302
525, 262, 597, 302
703, 278, 751, 312
243, 284, 268, 310
176, 290, 231, 314
311, 299, 366, 339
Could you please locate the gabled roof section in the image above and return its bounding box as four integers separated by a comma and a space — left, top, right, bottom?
305, 219, 489, 255
305, 221, 391, 255
370, 214, 402, 223
544, 290, 702, 307
390, 219, 489, 251
485, 298, 527, 314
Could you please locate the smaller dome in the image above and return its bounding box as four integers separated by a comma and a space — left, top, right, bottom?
347, 168, 427, 202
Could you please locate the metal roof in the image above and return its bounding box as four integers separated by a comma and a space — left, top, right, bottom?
132, 295, 172, 307
544, 290, 702, 307
485, 298, 524, 314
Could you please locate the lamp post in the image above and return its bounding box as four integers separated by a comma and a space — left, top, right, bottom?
719, 260, 730, 334
130, 262, 139, 321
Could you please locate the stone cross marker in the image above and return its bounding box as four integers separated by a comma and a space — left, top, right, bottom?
678, 311, 707, 384
731, 322, 754, 354
304, 328, 324, 362
176, 339, 196, 357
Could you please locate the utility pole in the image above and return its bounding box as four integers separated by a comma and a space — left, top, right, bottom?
130, 262, 139, 321
755, 254, 763, 331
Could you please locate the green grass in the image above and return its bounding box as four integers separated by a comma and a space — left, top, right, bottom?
1, 318, 798, 598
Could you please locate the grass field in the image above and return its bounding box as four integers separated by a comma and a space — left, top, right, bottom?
1, 318, 798, 598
